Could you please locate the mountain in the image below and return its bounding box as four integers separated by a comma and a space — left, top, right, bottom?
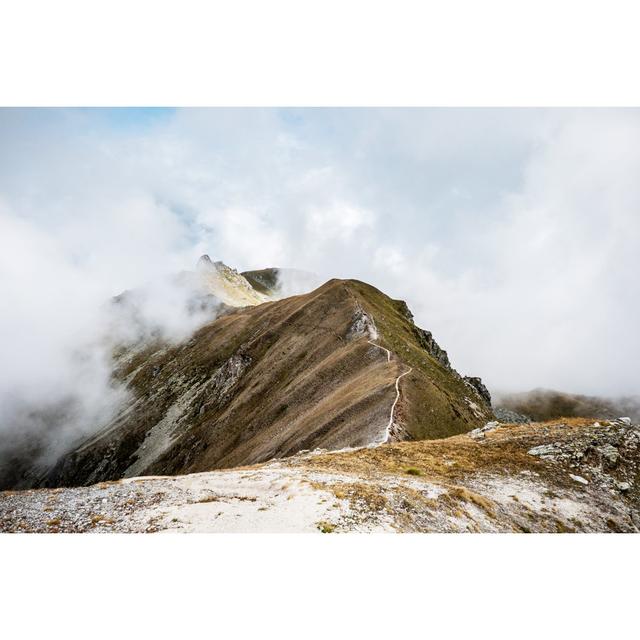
240, 267, 280, 296
3, 257, 639, 533
241, 267, 322, 297
495, 388, 640, 423
186, 254, 272, 307
39, 263, 493, 488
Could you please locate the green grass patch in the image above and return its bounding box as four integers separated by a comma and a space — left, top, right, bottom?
405, 467, 423, 476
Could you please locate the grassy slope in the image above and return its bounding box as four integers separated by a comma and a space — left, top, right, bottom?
43, 279, 490, 487
241, 268, 279, 296
349, 279, 491, 439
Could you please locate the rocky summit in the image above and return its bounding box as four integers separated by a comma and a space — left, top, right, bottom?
192, 255, 272, 307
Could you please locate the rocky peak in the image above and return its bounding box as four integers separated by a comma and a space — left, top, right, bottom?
463, 376, 492, 407
194, 255, 269, 307
197, 255, 235, 273
197, 254, 214, 268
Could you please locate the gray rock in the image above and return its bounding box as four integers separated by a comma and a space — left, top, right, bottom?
346, 307, 378, 341
598, 444, 619, 466
615, 480, 631, 492
494, 407, 532, 424
463, 376, 492, 407
416, 328, 452, 370
528, 444, 561, 457
469, 421, 500, 440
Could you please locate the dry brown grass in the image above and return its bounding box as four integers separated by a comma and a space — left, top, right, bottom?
445, 485, 496, 514
534, 417, 601, 428
291, 418, 602, 489
90, 514, 115, 526
317, 481, 388, 512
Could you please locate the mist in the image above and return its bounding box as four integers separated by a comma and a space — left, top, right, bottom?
493, 389, 640, 423
1, 108, 639, 478
0, 200, 220, 485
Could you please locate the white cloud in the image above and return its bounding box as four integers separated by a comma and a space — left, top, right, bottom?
197, 207, 290, 270
306, 202, 375, 243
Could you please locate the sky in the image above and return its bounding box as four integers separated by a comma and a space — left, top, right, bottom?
0, 107, 639, 401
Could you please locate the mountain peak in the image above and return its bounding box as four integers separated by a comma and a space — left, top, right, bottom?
197, 254, 213, 268
194, 255, 268, 307
197, 254, 231, 271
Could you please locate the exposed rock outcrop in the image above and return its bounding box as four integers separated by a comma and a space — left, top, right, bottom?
464, 376, 492, 406
415, 328, 451, 369
494, 407, 531, 424
346, 305, 378, 341
194, 255, 269, 307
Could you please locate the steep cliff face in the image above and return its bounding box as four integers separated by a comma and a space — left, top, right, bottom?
42, 277, 492, 488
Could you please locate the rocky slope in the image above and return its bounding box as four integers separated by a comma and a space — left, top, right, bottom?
3, 417, 637, 532
192, 255, 271, 306
16, 269, 490, 489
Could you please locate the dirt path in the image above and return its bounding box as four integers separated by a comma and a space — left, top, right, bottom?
367, 339, 391, 362
382, 365, 413, 442
367, 339, 412, 443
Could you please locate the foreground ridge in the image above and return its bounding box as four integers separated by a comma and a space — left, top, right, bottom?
3, 418, 637, 533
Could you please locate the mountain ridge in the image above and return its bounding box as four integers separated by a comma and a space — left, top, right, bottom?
39, 275, 492, 488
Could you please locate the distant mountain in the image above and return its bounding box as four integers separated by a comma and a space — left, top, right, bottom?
36, 268, 492, 489
241, 267, 322, 298
191, 254, 272, 306
495, 388, 640, 422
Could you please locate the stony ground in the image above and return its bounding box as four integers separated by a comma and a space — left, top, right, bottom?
1, 418, 638, 533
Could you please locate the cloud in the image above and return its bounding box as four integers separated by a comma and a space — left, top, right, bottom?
197, 207, 289, 269
306, 202, 375, 243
